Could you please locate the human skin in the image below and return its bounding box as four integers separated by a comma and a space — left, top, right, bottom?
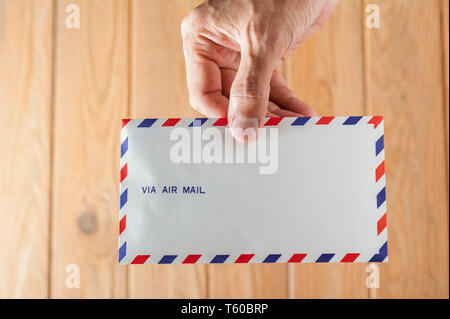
181, 0, 338, 142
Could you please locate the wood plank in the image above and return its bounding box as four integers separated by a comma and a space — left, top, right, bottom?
196, 5, 289, 299
287, 0, 369, 298
130, 0, 201, 119
209, 264, 288, 298
442, 0, 449, 173
0, 0, 53, 298
51, 0, 129, 298
364, 0, 448, 298
287, 0, 366, 115
196, 6, 288, 300
128, 0, 207, 298
129, 0, 287, 299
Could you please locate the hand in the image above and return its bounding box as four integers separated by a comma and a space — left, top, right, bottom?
181, 0, 338, 142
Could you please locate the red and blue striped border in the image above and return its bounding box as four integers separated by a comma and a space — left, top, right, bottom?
126, 116, 384, 128
121, 251, 386, 264
119, 116, 387, 264
119, 119, 129, 263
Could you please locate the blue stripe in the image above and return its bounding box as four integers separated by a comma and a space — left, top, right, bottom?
291, 117, 311, 126
316, 253, 335, 262
138, 119, 157, 127
158, 255, 177, 264
189, 118, 208, 127
120, 189, 128, 209
369, 242, 388, 262
121, 137, 128, 157
118, 242, 127, 262
377, 187, 386, 208
376, 135, 384, 155
343, 116, 363, 125
210, 255, 229, 263
263, 254, 281, 263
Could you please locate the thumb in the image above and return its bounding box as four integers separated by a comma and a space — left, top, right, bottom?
228, 50, 275, 143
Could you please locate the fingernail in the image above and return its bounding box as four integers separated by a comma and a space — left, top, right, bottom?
230, 116, 258, 143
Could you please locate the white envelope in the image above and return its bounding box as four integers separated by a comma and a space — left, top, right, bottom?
118, 116, 387, 264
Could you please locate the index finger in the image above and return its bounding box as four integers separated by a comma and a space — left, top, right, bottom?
182, 34, 229, 118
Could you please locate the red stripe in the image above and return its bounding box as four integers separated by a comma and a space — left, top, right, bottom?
213, 118, 228, 126
288, 254, 307, 263
316, 116, 335, 125
122, 119, 131, 128
120, 163, 127, 183
235, 254, 254, 263
119, 215, 126, 235
376, 161, 385, 182
264, 117, 283, 126
182, 254, 202, 264
368, 116, 383, 129
162, 118, 181, 126
340, 253, 360, 262
377, 213, 387, 235
131, 255, 150, 264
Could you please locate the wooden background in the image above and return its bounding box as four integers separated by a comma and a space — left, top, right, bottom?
0, 0, 448, 298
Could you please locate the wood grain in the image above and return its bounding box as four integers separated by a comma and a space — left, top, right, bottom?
363, 0, 449, 298
208, 264, 288, 298
128, 0, 207, 298
0, 0, 448, 299
288, 0, 366, 116
287, 0, 369, 298
129, 0, 201, 119
0, 0, 53, 298
50, 0, 129, 298
442, 0, 449, 172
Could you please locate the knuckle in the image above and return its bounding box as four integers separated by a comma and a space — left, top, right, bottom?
231, 81, 267, 101
181, 7, 203, 36
189, 96, 200, 111
243, 13, 291, 59
245, 18, 270, 50
180, 15, 193, 36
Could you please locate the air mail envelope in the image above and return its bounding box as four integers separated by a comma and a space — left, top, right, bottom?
118, 116, 388, 264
